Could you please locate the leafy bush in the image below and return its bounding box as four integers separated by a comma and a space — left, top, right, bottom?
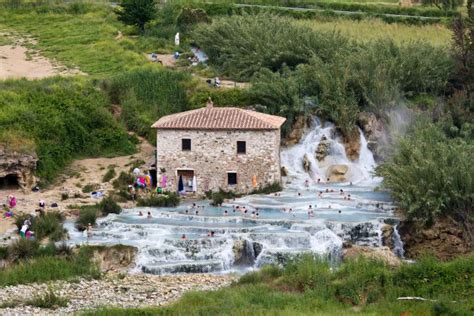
376, 123, 473, 225
333, 257, 391, 305
113, 171, 135, 189
14, 211, 65, 241
211, 192, 224, 207
193, 13, 348, 80
283, 254, 333, 293
82, 184, 99, 194
99, 196, 122, 215
136, 192, 180, 207
251, 182, 283, 194
34, 212, 66, 241
210, 189, 240, 206
102, 167, 117, 183
7, 239, 40, 262
238, 265, 283, 285
177, 7, 211, 32
0, 247, 8, 260
25, 286, 69, 309
75, 206, 99, 231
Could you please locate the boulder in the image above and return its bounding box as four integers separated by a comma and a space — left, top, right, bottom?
326, 164, 348, 182
0, 149, 37, 191
357, 112, 386, 161
85, 245, 138, 272
302, 154, 311, 173
381, 224, 394, 250
398, 217, 473, 261
315, 135, 331, 161
343, 244, 401, 267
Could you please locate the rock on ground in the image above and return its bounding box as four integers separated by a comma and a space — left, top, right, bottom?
0, 273, 237, 315
343, 244, 401, 267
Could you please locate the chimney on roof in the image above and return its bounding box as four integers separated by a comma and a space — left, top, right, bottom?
206, 97, 214, 108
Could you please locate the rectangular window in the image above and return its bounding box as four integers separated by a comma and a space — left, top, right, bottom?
228, 172, 237, 185
182, 139, 191, 151
237, 141, 246, 154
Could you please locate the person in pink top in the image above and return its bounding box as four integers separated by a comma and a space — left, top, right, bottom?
8, 195, 16, 208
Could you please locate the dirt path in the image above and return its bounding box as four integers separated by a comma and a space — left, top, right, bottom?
0, 139, 154, 236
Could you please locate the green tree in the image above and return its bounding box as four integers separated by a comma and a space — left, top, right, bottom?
115, 0, 157, 33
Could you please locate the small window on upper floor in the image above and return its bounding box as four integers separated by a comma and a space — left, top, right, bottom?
237, 141, 246, 154
182, 139, 191, 151
228, 172, 237, 185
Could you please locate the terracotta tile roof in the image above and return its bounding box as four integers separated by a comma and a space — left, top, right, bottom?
151, 106, 286, 130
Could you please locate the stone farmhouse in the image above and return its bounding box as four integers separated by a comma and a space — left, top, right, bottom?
152, 100, 286, 194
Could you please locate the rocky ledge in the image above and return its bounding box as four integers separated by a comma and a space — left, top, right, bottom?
0, 273, 237, 315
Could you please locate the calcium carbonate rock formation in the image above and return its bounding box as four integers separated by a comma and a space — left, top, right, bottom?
0, 149, 37, 191
315, 135, 331, 161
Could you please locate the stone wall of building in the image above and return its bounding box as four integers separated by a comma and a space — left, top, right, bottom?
156, 129, 281, 194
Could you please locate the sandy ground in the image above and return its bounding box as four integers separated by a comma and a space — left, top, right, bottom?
0, 139, 155, 236
0, 33, 84, 80
146, 53, 250, 89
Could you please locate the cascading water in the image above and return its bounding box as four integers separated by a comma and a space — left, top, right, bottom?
65, 117, 400, 274
392, 225, 405, 258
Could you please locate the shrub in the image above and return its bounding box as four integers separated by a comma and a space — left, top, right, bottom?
33, 211, 66, 241
25, 286, 69, 309
376, 123, 473, 225
283, 254, 333, 293
251, 182, 283, 195
137, 192, 180, 207
99, 196, 122, 215
82, 184, 99, 194
75, 206, 99, 231
61, 192, 69, 201
112, 171, 135, 189
177, 7, 211, 32
209, 189, 239, 206
8, 239, 40, 262
211, 192, 225, 206
333, 256, 391, 305
238, 265, 282, 285
0, 247, 8, 260
102, 167, 116, 183
193, 13, 349, 80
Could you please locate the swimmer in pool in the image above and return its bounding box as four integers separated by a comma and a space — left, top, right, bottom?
147, 211, 152, 218
224, 210, 228, 216
138, 211, 143, 216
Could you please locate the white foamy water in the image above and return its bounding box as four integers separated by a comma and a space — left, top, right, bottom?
65, 117, 400, 275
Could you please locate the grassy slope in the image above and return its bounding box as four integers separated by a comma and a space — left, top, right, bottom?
0, 5, 451, 77
0, 7, 148, 77
84, 255, 474, 316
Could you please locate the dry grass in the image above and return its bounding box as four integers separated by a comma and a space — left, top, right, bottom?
295, 18, 452, 46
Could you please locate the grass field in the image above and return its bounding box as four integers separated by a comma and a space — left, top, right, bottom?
0, 6, 154, 77
295, 18, 452, 46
